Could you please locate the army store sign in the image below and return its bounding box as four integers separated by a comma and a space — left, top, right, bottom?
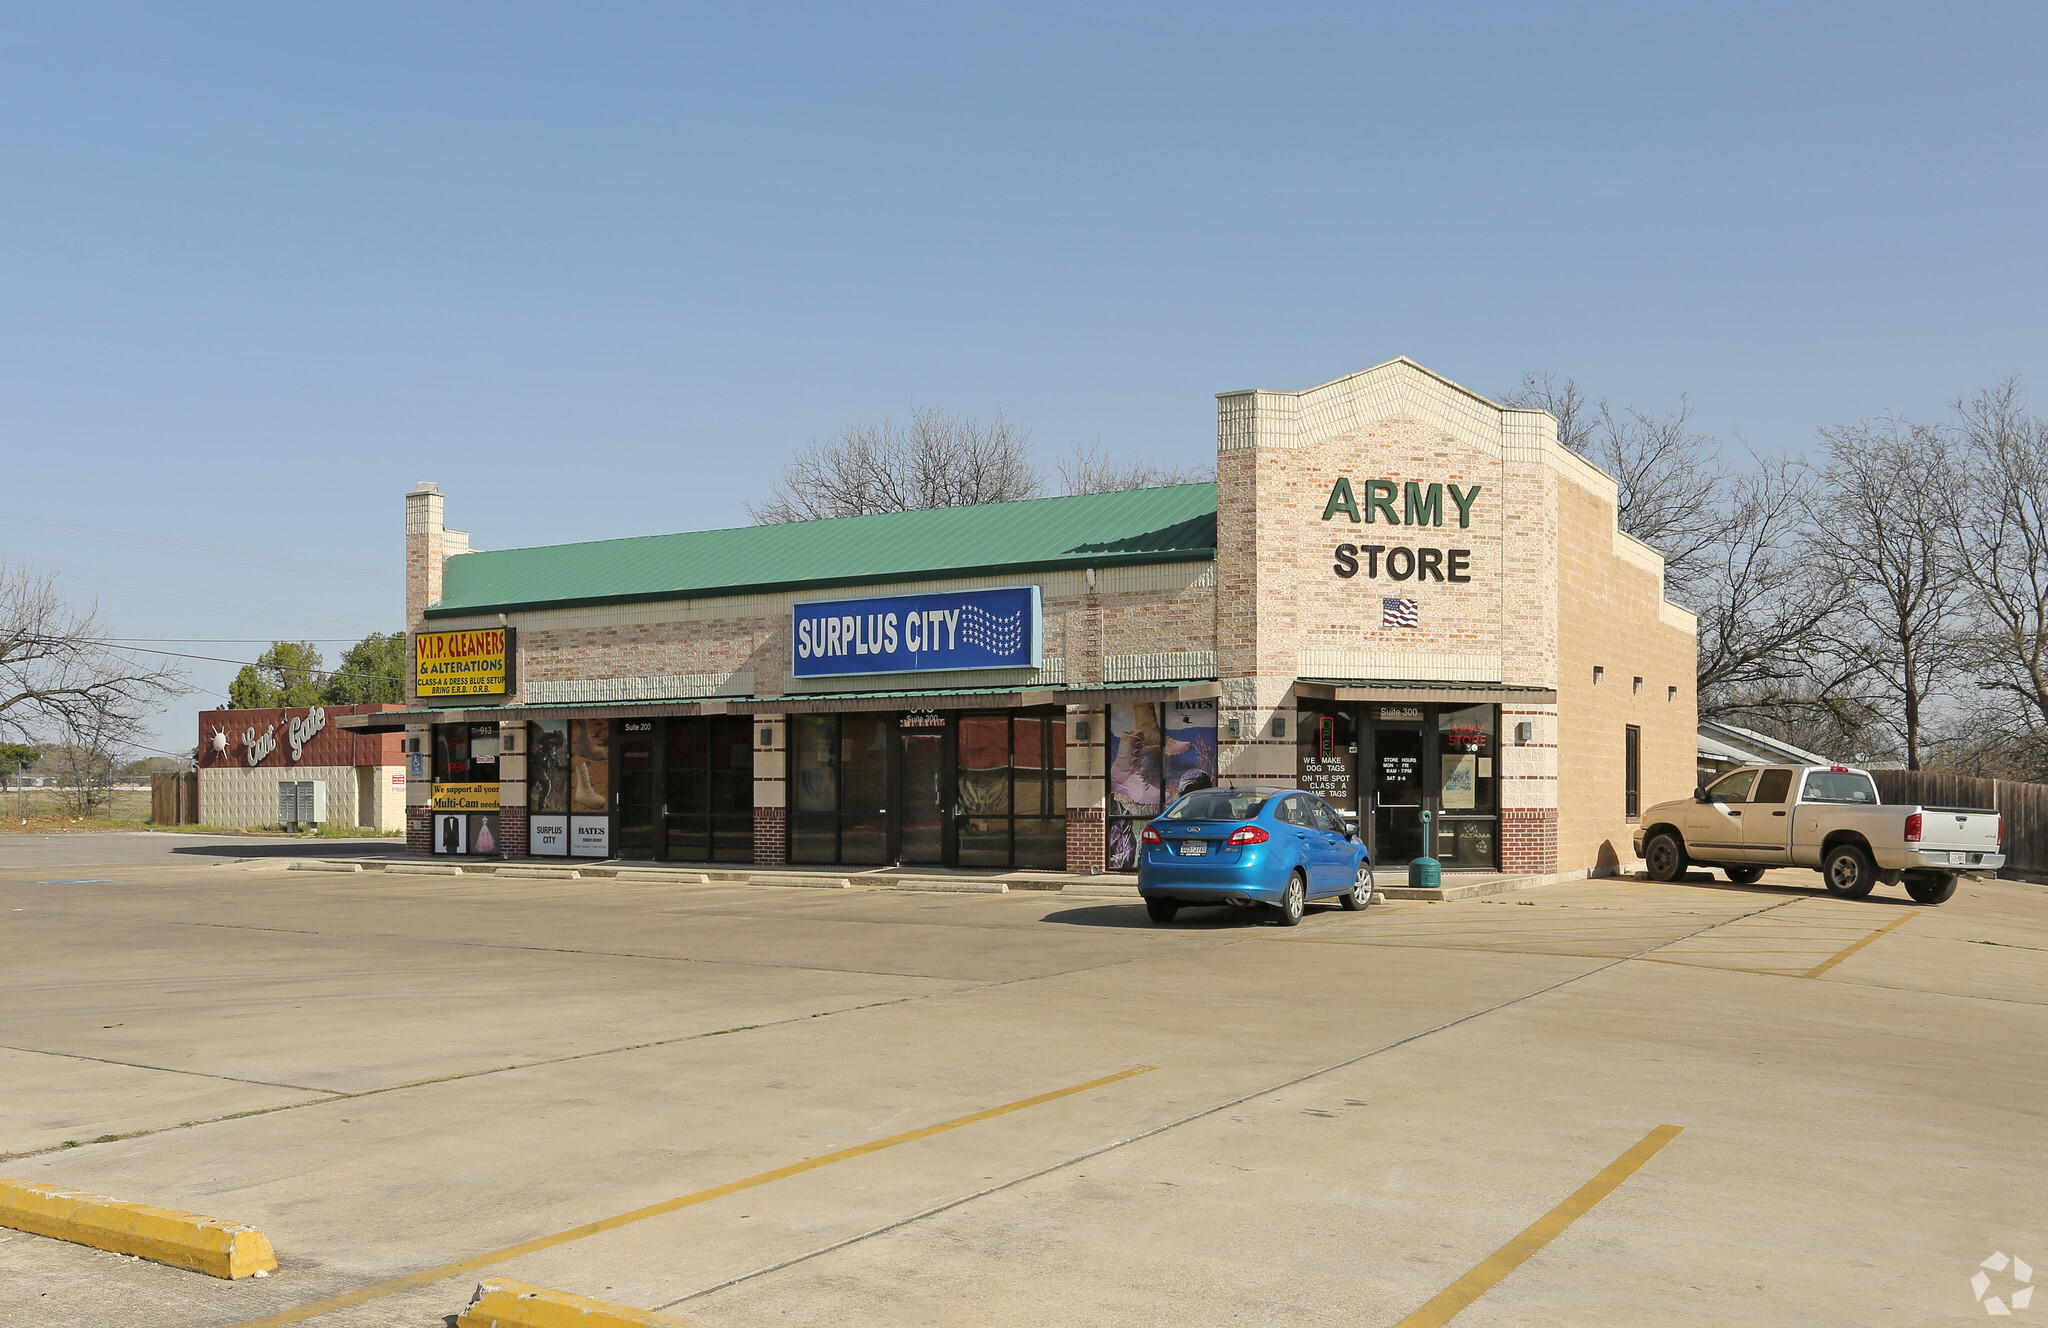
1321, 477, 1481, 583
415, 628, 514, 698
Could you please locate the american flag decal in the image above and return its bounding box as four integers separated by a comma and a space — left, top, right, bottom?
1383, 597, 1419, 628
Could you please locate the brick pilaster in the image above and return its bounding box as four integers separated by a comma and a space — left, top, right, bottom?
1066, 805, 1105, 874
753, 806, 785, 865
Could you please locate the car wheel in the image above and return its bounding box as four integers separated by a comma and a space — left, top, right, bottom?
1339, 861, 1373, 911
1724, 865, 1765, 885
1274, 872, 1306, 927
1144, 898, 1180, 924
1822, 843, 1878, 899
1904, 873, 1958, 905
1644, 832, 1687, 882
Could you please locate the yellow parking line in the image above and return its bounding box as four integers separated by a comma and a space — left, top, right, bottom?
1392, 1124, 1684, 1327
226, 1066, 1154, 1328
1803, 912, 1917, 978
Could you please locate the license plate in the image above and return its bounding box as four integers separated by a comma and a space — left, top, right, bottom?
1177, 841, 1209, 857
1950, 851, 1969, 865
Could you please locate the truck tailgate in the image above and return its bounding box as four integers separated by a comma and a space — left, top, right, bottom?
1917, 807, 2001, 854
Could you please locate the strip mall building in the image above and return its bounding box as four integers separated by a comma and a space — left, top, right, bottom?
340, 359, 1698, 877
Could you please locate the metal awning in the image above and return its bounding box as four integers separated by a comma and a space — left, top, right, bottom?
1293, 678, 1558, 705
334, 680, 1225, 730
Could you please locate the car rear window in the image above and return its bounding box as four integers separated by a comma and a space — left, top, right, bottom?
1801, 771, 1878, 804
1164, 790, 1272, 821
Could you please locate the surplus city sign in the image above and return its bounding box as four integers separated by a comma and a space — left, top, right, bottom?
792, 586, 1041, 679
1321, 477, 1481, 583
415, 628, 514, 699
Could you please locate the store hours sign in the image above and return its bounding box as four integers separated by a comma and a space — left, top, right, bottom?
793, 586, 1041, 678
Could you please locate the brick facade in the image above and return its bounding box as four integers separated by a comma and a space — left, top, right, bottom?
399, 358, 1697, 878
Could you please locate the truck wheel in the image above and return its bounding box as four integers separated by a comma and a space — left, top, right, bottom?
1904, 874, 1958, 905
1822, 844, 1878, 899
1643, 832, 1687, 882
1724, 865, 1765, 885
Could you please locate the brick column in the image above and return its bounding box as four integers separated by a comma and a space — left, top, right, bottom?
1064, 705, 1105, 873
752, 716, 786, 865
496, 720, 528, 857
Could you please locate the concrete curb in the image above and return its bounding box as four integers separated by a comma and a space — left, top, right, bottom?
287, 861, 361, 873
384, 863, 465, 876
493, 866, 582, 880
892, 877, 1008, 893
752, 873, 853, 889
613, 869, 713, 884
1060, 883, 1141, 898
458, 1278, 697, 1327
0, 1177, 276, 1279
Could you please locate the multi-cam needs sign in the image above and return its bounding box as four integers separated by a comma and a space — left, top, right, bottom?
792, 586, 1041, 679
415, 628, 513, 698
431, 782, 500, 811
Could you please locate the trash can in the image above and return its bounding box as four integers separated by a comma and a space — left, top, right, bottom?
1407, 808, 1441, 890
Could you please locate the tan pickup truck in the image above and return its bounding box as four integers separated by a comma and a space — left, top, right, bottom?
1633, 764, 2004, 904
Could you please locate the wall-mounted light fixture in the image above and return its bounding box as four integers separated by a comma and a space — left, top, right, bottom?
1272, 717, 1287, 739
1227, 716, 1243, 740
1515, 721, 1534, 744
759, 726, 774, 747
1074, 720, 1091, 742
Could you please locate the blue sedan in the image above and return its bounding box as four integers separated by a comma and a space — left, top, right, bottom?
1136, 786, 1373, 926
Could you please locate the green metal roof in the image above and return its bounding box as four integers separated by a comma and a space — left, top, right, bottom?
427, 483, 1218, 618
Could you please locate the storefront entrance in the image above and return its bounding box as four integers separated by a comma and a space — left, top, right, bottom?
790, 709, 1065, 870
611, 716, 755, 863
1298, 702, 1500, 870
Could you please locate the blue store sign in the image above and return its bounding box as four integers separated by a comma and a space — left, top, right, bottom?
792, 585, 1042, 678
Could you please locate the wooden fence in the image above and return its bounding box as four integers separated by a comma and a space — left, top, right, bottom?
1869, 769, 2048, 881
151, 771, 199, 826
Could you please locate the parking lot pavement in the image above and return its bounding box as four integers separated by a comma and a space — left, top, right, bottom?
2, 864, 2042, 1326
0, 831, 396, 871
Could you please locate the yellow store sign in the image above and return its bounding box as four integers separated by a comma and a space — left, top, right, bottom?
415, 628, 512, 698
431, 783, 500, 811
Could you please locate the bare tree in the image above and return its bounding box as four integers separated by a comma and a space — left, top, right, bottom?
1502, 375, 1722, 596
1807, 418, 1963, 769
749, 405, 1042, 523
1692, 456, 1843, 718
0, 564, 187, 753
1938, 377, 2048, 761
1057, 442, 1213, 495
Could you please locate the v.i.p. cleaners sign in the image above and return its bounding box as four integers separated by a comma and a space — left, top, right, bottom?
792, 586, 1041, 678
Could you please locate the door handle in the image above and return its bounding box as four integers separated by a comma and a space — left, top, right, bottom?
1773, 810, 1787, 817
1729, 810, 1742, 817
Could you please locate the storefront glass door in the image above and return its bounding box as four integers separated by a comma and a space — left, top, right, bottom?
616, 721, 657, 859
898, 728, 947, 864
1368, 720, 1426, 866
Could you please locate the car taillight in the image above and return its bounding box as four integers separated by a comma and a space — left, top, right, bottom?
1997, 815, 2004, 849
1141, 824, 1162, 844
1830, 764, 1849, 773
1904, 812, 1922, 843
1226, 825, 1269, 846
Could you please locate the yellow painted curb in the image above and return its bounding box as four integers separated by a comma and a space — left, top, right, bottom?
0, 1176, 277, 1278
458, 1278, 699, 1327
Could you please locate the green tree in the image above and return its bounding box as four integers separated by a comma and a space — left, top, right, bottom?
321, 631, 407, 705
0, 742, 38, 780
228, 642, 326, 709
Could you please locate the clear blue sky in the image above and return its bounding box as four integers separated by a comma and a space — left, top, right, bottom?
3, 2, 2043, 755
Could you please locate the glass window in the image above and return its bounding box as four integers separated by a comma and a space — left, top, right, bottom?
1625, 725, 1641, 818
838, 716, 889, 864
1298, 708, 1357, 818
530, 719, 570, 815
1108, 701, 1215, 870
959, 715, 1010, 817
1165, 789, 1272, 821
1801, 770, 1878, 804
1707, 769, 1760, 803
1753, 768, 1793, 804
1436, 704, 1495, 813
570, 719, 609, 813
468, 723, 501, 782
433, 724, 469, 781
